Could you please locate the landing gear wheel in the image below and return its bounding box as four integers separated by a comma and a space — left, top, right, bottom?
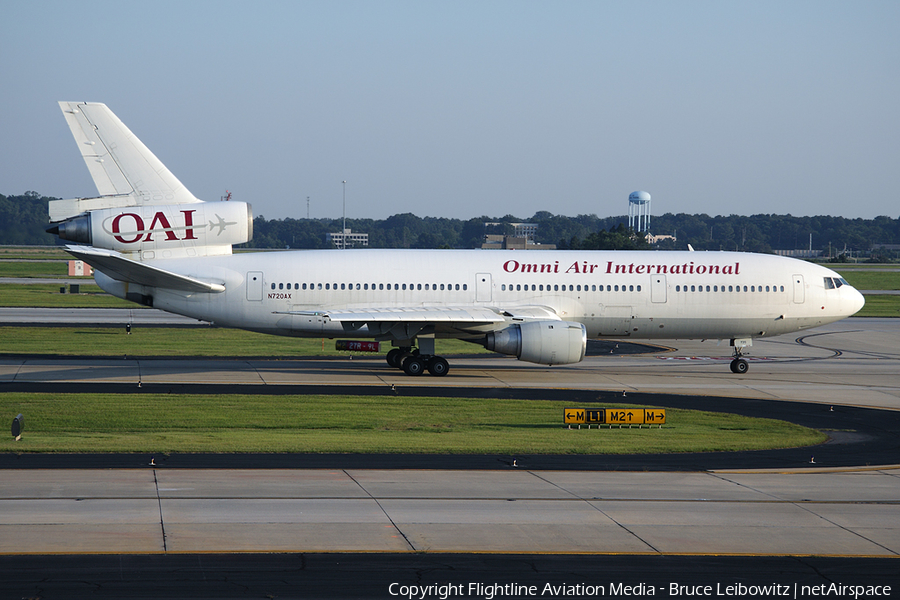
426, 356, 450, 377
386, 349, 404, 368
402, 356, 426, 376
730, 358, 748, 374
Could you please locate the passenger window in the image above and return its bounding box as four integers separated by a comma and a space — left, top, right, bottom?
271, 283, 276, 290
691, 285, 695, 292
302, 283, 307, 290
636, 285, 641, 292
780, 285, 785, 292
317, 283, 323, 290
325, 283, 330, 290
614, 285, 619, 292
676, 285, 680, 292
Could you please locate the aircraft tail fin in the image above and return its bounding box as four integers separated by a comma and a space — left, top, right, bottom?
52, 102, 201, 222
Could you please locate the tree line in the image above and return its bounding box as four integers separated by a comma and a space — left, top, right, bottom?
4, 192, 899, 260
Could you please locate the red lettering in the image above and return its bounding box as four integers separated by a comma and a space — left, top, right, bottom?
111, 213, 145, 244
181, 210, 198, 240
146, 211, 179, 242
503, 260, 520, 273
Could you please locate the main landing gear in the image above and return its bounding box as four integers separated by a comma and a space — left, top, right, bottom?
386, 347, 450, 377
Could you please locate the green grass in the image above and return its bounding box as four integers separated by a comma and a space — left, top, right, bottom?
0, 326, 489, 358
837, 270, 900, 291
856, 295, 900, 318
0, 393, 826, 454
0, 284, 135, 307
0, 247, 70, 259
0, 261, 78, 278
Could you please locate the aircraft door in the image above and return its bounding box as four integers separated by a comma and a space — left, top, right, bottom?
650, 275, 667, 303
476, 273, 492, 302
792, 274, 805, 304
247, 271, 264, 301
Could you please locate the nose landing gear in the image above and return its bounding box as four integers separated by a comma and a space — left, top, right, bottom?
730, 357, 749, 373
729, 337, 752, 374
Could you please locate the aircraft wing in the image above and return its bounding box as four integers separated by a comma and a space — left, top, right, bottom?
282, 306, 507, 324
65, 245, 225, 293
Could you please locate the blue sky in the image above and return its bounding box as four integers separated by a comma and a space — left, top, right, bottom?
2, 1, 898, 221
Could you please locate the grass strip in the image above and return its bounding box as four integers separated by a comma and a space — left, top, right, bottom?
837, 270, 900, 291
0, 284, 133, 307
0, 393, 826, 454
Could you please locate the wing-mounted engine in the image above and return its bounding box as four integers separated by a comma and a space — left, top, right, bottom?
485, 320, 587, 366
48, 201, 253, 258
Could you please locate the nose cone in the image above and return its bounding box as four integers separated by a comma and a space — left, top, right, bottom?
848, 288, 866, 316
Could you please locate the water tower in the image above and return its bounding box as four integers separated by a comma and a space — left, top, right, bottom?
628, 191, 651, 233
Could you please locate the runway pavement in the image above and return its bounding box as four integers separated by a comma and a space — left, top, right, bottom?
1, 467, 898, 556
1, 316, 898, 596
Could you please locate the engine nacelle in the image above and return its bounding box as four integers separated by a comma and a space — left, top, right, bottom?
49, 201, 253, 255
485, 320, 587, 366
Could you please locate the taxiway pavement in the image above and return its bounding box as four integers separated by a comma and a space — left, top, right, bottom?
1, 317, 898, 561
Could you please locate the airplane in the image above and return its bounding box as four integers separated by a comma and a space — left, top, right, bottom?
47, 102, 866, 376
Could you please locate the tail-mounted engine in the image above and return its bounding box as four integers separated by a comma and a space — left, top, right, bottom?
48, 201, 252, 257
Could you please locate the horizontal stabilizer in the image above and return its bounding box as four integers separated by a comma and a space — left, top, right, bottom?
65, 245, 225, 293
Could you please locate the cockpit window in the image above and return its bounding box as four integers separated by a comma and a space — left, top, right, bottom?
837, 278, 848, 287
824, 277, 835, 289
824, 277, 850, 289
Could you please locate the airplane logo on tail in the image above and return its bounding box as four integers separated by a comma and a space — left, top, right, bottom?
209, 214, 237, 236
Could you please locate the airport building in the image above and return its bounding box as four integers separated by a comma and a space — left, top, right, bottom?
327, 228, 369, 249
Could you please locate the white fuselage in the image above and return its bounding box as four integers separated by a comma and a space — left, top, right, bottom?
94, 249, 865, 343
